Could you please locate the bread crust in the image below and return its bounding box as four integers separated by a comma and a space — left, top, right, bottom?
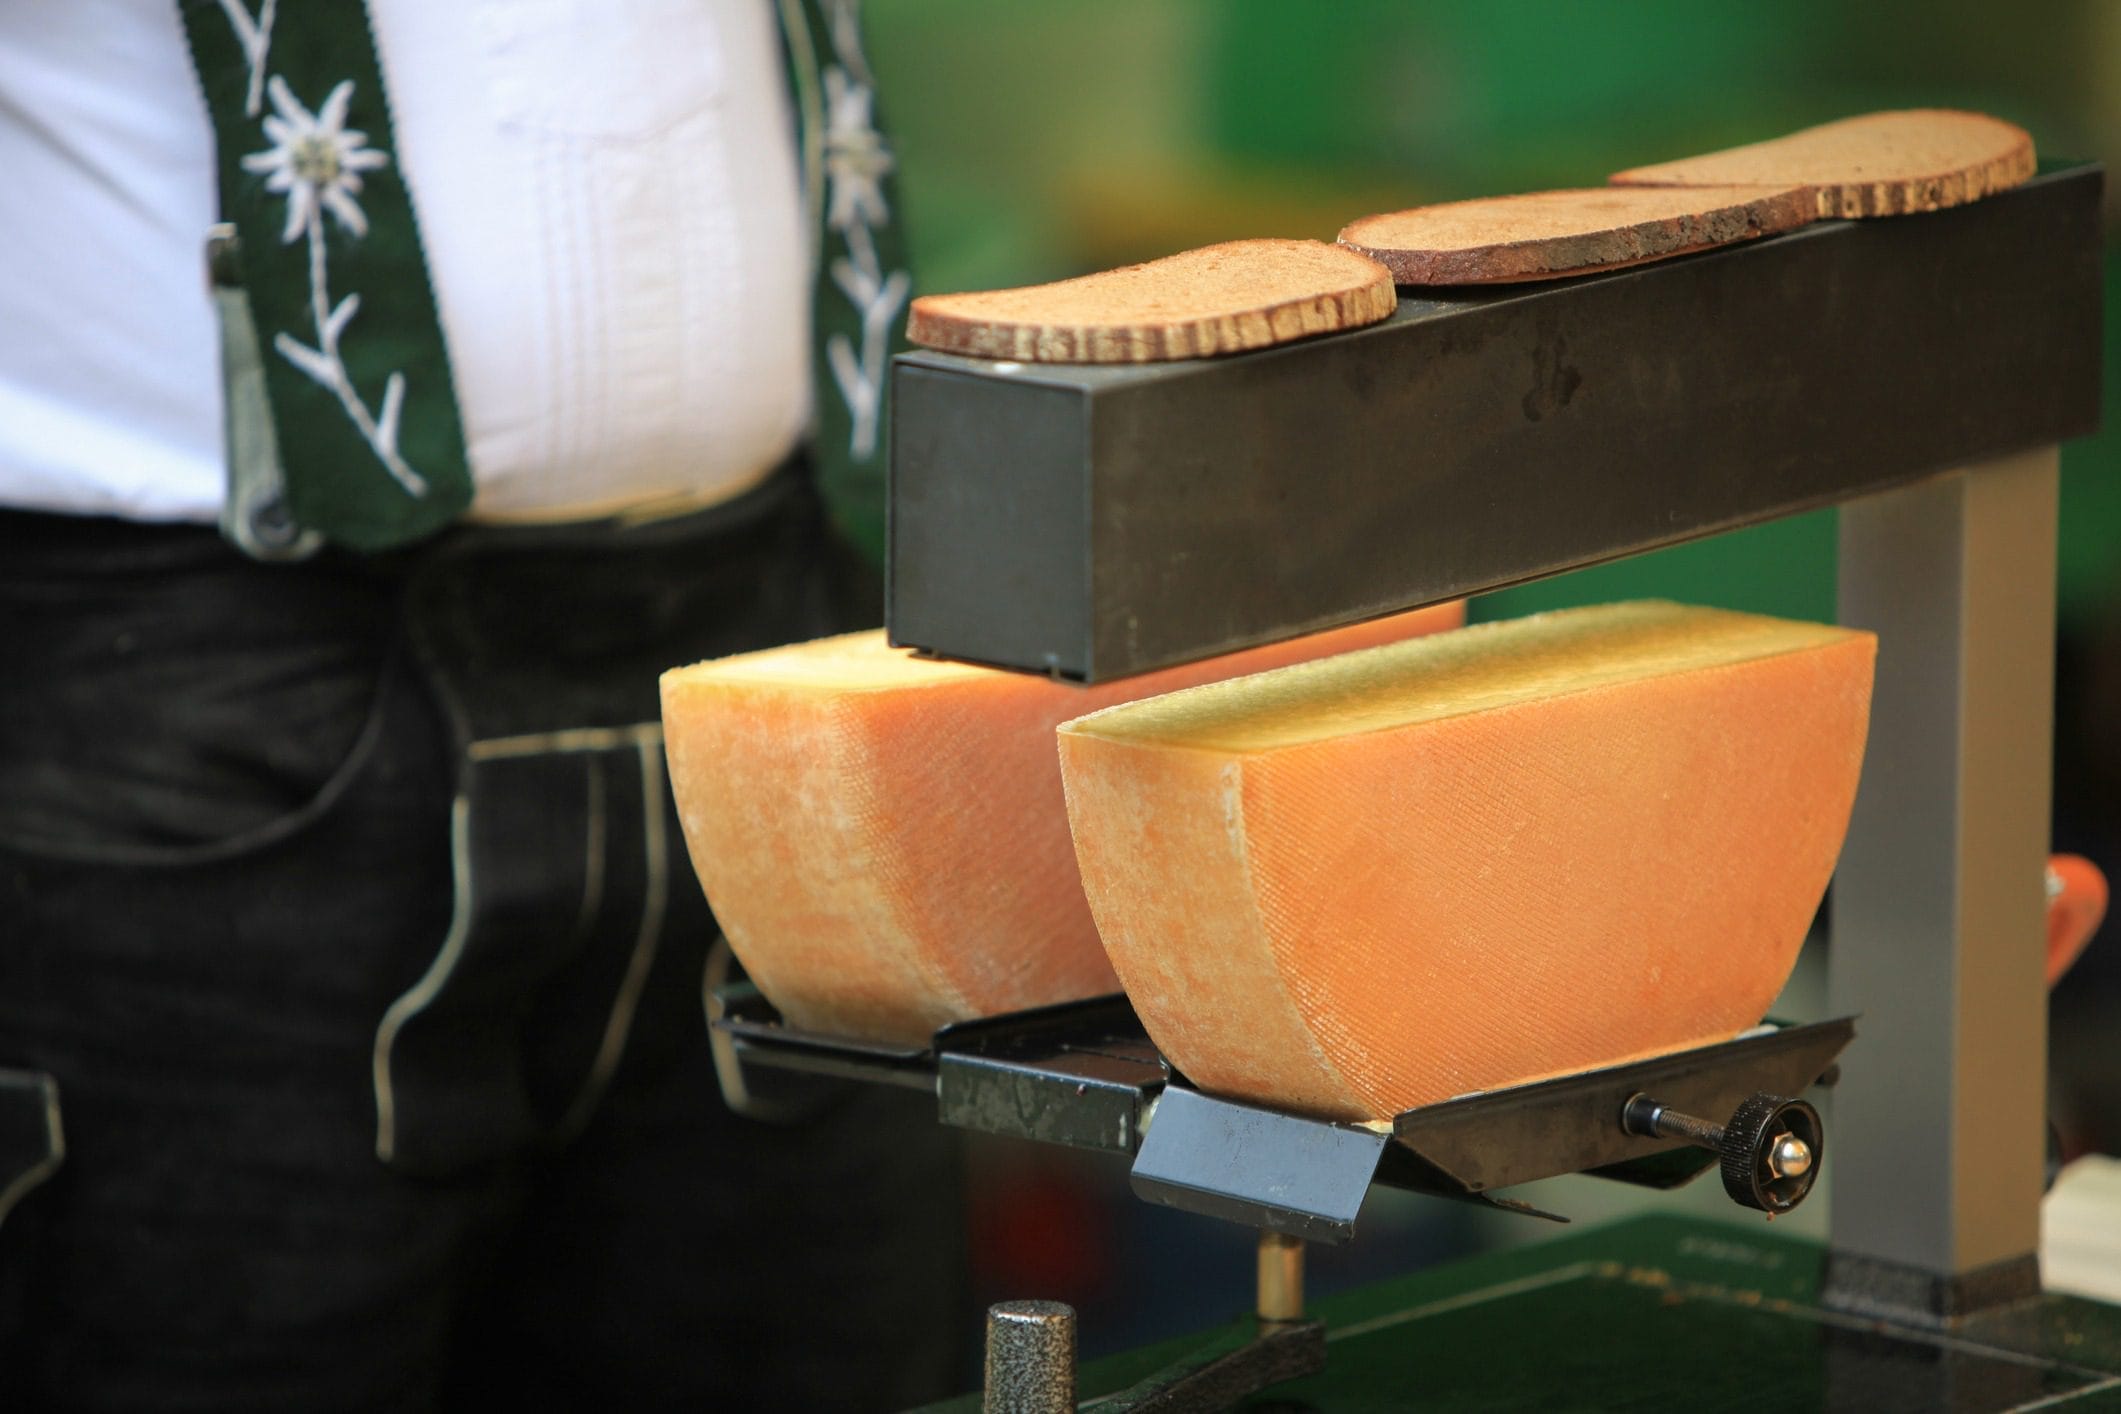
905, 239, 1396, 363
1338, 184, 1815, 285
1611, 109, 2036, 218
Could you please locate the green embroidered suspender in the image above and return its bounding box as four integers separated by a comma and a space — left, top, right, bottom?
179, 0, 906, 563
180, 0, 473, 552
777, 0, 912, 566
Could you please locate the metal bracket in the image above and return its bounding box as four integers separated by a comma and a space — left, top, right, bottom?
1131, 1087, 1393, 1243
935, 996, 1167, 1153
1129, 1018, 1852, 1240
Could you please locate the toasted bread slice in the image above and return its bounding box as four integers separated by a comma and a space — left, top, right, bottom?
1339, 184, 1815, 285
1611, 109, 2035, 218
905, 239, 1396, 363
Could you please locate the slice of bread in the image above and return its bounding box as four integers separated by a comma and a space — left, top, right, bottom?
1611, 110, 2035, 218
1338, 185, 1815, 285
905, 239, 1396, 363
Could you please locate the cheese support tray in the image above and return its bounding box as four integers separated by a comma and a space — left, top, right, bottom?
710, 982, 1852, 1241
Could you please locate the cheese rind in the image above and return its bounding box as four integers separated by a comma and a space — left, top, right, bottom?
1059, 602, 1876, 1120
660, 603, 1463, 1045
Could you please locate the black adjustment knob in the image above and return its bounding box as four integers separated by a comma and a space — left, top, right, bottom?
1623, 1091, 1824, 1215
1717, 1093, 1822, 1214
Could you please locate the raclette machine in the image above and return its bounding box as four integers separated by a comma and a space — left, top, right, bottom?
724, 162, 2117, 1410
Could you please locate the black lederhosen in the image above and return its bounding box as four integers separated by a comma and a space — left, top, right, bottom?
0, 462, 968, 1411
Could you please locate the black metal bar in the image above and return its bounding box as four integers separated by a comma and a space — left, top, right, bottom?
712, 984, 1854, 1229
887, 163, 2102, 682
712, 985, 939, 1093
1391, 1016, 1854, 1193
1090, 1318, 1326, 1413
936, 996, 1167, 1154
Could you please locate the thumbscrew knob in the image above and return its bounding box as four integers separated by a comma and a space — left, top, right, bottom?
1623, 1091, 1825, 1214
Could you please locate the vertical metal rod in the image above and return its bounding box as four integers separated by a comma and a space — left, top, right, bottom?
1831, 448, 2057, 1277
1257, 1230, 1305, 1324
983, 1301, 1076, 1414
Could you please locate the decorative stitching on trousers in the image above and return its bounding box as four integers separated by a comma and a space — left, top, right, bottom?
0, 1072, 65, 1231
371, 794, 473, 1165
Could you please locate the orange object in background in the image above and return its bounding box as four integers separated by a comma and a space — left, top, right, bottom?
1060, 603, 1876, 1122
661, 603, 1463, 1046
2048, 854, 2108, 988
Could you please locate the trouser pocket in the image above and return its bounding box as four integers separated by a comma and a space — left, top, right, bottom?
0, 1070, 64, 1233
372, 726, 687, 1174
370, 459, 874, 1175
0, 511, 393, 864
0, 1068, 64, 1365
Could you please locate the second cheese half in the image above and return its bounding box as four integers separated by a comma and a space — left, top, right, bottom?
1057, 601, 1875, 1121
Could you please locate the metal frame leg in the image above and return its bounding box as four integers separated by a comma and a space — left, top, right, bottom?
1829, 446, 2058, 1317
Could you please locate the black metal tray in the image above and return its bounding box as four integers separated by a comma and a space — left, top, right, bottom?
711, 986, 1852, 1239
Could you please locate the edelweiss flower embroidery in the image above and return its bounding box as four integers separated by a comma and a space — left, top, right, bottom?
213, 0, 278, 116
236, 74, 426, 498
822, 66, 893, 232
815, 45, 905, 461
241, 77, 390, 245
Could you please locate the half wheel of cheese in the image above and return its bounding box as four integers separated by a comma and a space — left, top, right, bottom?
661, 603, 1462, 1046
1058, 601, 1876, 1121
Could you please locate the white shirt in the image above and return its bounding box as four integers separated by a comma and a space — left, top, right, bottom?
0, 0, 812, 524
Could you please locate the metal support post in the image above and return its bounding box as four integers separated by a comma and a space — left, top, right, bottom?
1828, 446, 2058, 1319
1257, 1231, 1305, 1325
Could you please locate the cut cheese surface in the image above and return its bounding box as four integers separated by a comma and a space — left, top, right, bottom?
1338, 185, 1815, 285
1058, 601, 1876, 1121
904, 239, 1396, 364
660, 602, 1463, 1046
1610, 109, 2035, 218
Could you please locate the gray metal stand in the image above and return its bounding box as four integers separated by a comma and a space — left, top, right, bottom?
1828, 448, 2061, 1320
884, 163, 2106, 1328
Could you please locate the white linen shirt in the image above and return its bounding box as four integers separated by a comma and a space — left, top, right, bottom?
0, 0, 812, 524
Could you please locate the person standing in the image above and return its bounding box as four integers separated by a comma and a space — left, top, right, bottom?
0, 2, 963, 1408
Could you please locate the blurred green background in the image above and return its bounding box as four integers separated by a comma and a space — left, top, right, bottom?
860, 0, 2121, 1367
870, 0, 2120, 623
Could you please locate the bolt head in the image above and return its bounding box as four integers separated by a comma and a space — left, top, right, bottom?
1768, 1132, 1813, 1179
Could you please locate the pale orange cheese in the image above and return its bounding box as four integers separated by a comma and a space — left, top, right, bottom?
1057, 602, 1875, 1121
660, 604, 1463, 1045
